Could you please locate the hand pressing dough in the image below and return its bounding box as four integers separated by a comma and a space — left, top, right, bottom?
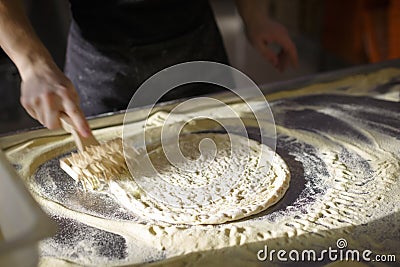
110, 133, 290, 225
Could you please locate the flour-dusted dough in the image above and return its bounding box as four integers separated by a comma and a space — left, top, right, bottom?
109, 133, 290, 225
5, 68, 400, 266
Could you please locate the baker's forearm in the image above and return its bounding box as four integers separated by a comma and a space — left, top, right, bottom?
235, 0, 269, 26
0, 0, 54, 79
0, 0, 90, 136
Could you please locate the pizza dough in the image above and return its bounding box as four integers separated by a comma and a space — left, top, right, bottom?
110, 133, 290, 224
3, 68, 400, 266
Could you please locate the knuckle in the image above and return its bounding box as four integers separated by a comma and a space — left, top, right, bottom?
42, 90, 54, 100
46, 118, 61, 130
65, 106, 83, 120
32, 97, 41, 106
71, 109, 79, 115
20, 96, 29, 107
20, 95, 40, 107
59, 86, 77, 101
70, 108, 82, 116
58, 86, 69, 95
48, 123, 61, 130
46, 123, 56, 130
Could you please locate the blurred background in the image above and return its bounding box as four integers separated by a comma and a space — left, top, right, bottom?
1, 0, 399, 134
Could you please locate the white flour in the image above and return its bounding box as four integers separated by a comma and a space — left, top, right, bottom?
4, 68, 400, 266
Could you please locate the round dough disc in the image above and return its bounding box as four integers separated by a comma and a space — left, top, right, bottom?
110, 133, 290, 225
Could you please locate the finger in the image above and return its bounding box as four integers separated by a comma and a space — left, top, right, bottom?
57, 84, 91, 137
71, 90, 79, 102
256, 41, 279, 68
25, 106, 38, 120
57, 83, 80, 103
277, 50, 291, 72
42, 93, 62, 130
34, 109, 45, 126
28, 97, 46, 125
62, 99, 91, 138
278, 37, 298, 68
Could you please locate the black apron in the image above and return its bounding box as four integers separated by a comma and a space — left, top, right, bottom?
65, 0, 228, 116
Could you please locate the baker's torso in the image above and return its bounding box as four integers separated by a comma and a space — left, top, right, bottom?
68, 0, 210, 44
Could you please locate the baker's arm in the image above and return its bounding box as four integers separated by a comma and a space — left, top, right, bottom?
235, 0, 298, 72
0, 0, 91, 137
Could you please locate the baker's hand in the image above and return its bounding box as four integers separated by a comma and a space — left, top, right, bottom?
20, 62, 91, 137
245, 17, 298, 72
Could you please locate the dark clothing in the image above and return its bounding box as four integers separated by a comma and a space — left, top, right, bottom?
69, 0, 210, 45
65, 0, 228, 116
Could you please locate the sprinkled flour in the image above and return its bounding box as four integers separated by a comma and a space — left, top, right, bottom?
4, 68, 400, 266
